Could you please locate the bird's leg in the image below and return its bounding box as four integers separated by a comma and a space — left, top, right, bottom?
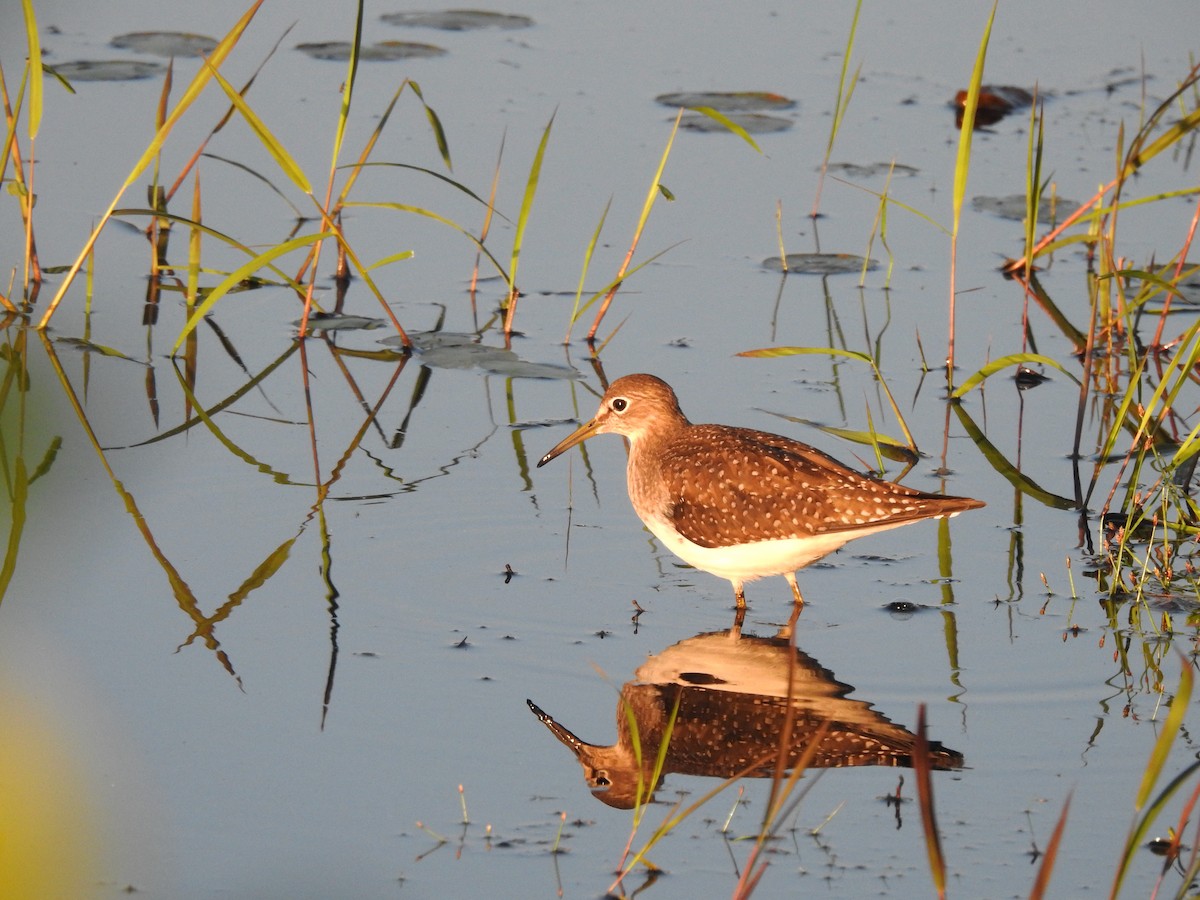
778, 599, 803, 639
730, 604, 746, 640
785, 573, 805, 608
732, 580, 747, 609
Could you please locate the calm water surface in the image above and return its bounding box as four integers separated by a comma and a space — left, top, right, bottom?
1, 0, 1199, 897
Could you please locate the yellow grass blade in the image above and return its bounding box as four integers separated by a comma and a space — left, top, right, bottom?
202, 57, 311, 194
172, 231, 333, 354
19, 0, 41, 139
951, 352, 1081, 398
38, 0, 265, 327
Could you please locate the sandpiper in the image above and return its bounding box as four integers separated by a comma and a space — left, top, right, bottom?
537, 374, 983, 608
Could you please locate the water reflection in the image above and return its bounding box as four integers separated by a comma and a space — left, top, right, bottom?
529, 628, 962, 809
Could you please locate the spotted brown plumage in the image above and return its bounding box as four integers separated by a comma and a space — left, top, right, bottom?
537, 373, 984, 610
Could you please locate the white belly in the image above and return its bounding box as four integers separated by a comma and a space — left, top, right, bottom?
641, 513, 914, 583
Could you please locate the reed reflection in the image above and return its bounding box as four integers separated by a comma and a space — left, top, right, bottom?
529, 629, 962, 809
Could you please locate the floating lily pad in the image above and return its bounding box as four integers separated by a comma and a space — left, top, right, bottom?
296, 40, 447, 61
110, 31, 218, 58
679, 112, 792, 134
50, 59, 166, 82
761, 253, 879, 275
972, 194, 1079, 224
655, 91, 795, 112
294, 313, 387, 333
826, 162, 919, 178
380, 331, 580, 379
380, 10, 534, 30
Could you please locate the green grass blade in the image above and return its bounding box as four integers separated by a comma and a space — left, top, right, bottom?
508, 111, 555, 300
365, 250, 414, 272
569, 242, 682, 326
113, 207, 307, 292
330, 0, 363, 167
951, 403, 1076, 509
409, 81, 451, 170
737, 344, 874, 365
951, 353, 1081, 398
831, 176, 951, 236
1136, 660, 1193, 811
343, 200, 509, 281
1024, 90, 1044, 276
19, 0, 41, 140
826, 0, 861, 160
952, 1, 997, 237
565, 197, 611, 343
1110, 660, 1197, 899
347, 162, 506, 218
585, 110, 682, 341
172, 231, 333, 354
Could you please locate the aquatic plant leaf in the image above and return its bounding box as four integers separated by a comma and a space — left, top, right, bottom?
295, 41, 446, 61
49, 60, 166, 82
654, 91, 795, 111
294, 313, 386, 333
380, 331, 579, 379
760, 252, 879, 274
827, 162, 919, 178
679, 112, 790, 134
110, 31, 218, 58
971, 193, 1080, 224
380, 10, 534, 30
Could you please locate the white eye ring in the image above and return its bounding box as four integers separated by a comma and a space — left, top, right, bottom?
611, 397, 628, 412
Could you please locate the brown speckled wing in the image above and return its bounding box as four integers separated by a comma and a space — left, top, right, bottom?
659, 425, 976, 549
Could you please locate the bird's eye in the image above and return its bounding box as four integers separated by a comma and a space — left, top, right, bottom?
611, 397, 628, 412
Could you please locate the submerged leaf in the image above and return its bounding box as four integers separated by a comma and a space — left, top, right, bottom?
761, 253, 879, 275
972, 193, 1081, 224
679, 112, 791, 134
827, 162, 919, 178
296, 41, 447, 61
49, 59, 166, 82
655, 91, 795, 111
380, 10, 534, 30
110, 31, 218, 58
380, 331, 579, 380
294, 313, 386, 333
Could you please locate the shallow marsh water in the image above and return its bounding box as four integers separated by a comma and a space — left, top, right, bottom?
2, 0, 1200, 897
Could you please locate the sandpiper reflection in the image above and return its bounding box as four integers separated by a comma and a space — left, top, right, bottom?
529, 629, 963, 809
